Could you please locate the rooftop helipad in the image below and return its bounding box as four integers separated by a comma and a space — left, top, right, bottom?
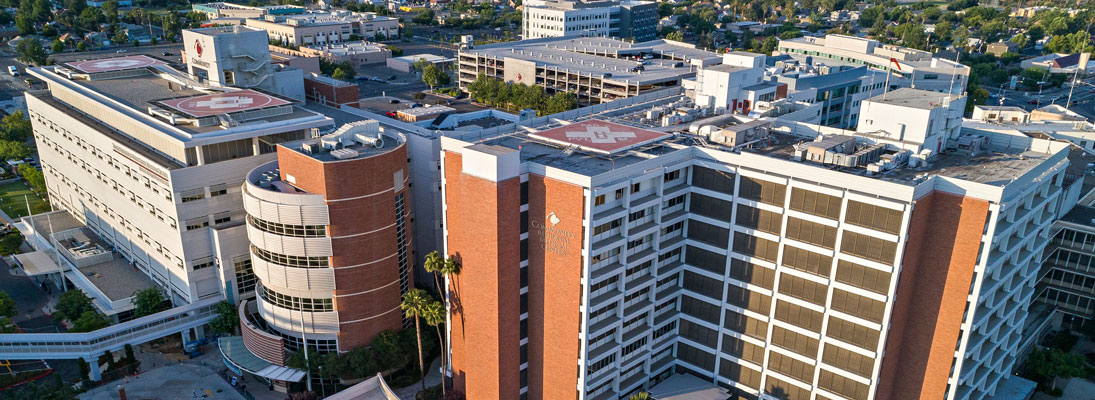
528, 119, 670, 155
156, 89, 292, 118
64, 55, 167, 73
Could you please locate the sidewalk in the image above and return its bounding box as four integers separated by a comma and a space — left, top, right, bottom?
394, 357, 443, 400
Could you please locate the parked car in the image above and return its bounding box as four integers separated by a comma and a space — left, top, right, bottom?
161, 52, 172, 56
385, 111, 397, 117
115, 49, 127, 53
1028, 99, 1040, 105
389, 99, 400, 104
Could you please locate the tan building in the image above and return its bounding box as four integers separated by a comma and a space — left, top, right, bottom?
300, 41, 391, 67
245, 11, 400, 47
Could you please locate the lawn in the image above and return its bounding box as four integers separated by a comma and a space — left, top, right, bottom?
0, 182, 48, 219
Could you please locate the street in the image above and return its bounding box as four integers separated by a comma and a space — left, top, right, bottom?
986, 77, 1095, 120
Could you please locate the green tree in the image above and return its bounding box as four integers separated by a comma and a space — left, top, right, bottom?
0, 291, 16, 318
15, 14, 33, 35
18, 164, 43, 193
132, 287, 166, 317
400, 289, 430, 393
55, 289, 94, 321
0, 233, 23, 255
111, 28, 128, 45
2, 112, 30, 142
665, 30, 684, 41
209, 300, 239, 334
1024, 347, 1089, 390
0, 140, 31, 161
102, 0, 118, 22
76, 41, 86, 51
15, 38, 47, 66
331, 67, 350, 81
421, 64, 449, 90
413, 57, 431, 72
629, 393, 651, 400
70, 310, 109, 332
50, 39, 63, 53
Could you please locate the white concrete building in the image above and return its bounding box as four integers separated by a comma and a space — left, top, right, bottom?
522, 0, 657, 41
182, 26, 305, 101
694, 52, 767, 113
776, 34, 970, 95
855, 88, 966, 156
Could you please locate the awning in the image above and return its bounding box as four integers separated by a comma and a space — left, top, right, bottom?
218, 336, 305, 382
13, 251, 62, 277
256, 365, 306, 382
648, 373, 731, 400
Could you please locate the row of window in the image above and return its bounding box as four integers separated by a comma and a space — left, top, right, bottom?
251, 245, 330, 268
247, 215, 327, 238
259, 285, 334, 312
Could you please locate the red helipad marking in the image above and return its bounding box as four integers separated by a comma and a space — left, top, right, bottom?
530, 119, 669, 154
64, 55, 166, 73
158, 90, 291, 118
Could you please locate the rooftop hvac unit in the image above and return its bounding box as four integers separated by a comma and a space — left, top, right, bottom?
354, 133, 385, 148
321, 137, 340, 150
330, 148, 360, 160
301, 140, 322, 154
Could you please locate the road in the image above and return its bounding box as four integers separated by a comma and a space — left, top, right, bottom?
985, 78, 1095, 120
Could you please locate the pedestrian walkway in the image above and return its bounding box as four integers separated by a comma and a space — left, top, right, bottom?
393, 357, 443, 400
79, 361, 246, 400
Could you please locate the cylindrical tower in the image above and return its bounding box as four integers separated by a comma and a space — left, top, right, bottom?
241, 121, 410, 356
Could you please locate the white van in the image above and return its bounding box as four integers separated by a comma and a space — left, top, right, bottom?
7, 66, 17, 76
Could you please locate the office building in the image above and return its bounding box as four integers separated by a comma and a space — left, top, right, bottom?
440, 87, 1075, 400
25, 53, 332, 314
776, 34, 970, 94
245, 10, 400, 47
458, 36, 721, 105
522, 0, 656, 41
192, 2, 304, 20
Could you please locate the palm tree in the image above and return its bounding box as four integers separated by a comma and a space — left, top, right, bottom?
629, 392, 651, 400
422, 300, 447, 398
401, 289, 430, 393
423, 251, 445, 294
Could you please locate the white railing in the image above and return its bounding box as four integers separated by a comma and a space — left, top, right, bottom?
0, 297, 220, 360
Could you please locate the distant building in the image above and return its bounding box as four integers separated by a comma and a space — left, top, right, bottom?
986, 41, 1019, 57
244, 10, 400, 46
971, 105, 1030, 124
522, 0, 657, 41
1021, 53, 1094, 75
191, 2, 304, 19
301, 41, 391, 67
776, 34, 971, 94
387, 53, 450, 73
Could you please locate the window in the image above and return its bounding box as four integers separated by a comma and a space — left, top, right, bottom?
826, 316, 880, 350
774, 300, 824, 332
789, 188, 842, 219
818, 369, 870, 400
767, 350, 815, 384
677, 342, 716, 371
733, 233, 779, 263
690, 193, 732, 221
678, 318, 718, 348
259, 285, 333, 312
593, 219, 621, 235
209, 184, 228, 197
830, 289, 886, 323
729, 259, 775, 289
213, 213, 233, 225
736, 204, 782, 235
185, 217, 209, 231
739, 177, 786, 206
692, 166, 734, 194
247, 215, 327, 238
765, 376, 812, 400
664, 169, 681, 182
778, 273, 829, 306
835, 260, 892, 295
683, 270, 723, 301
235, 256, 256, 294
594, 194, 606, 205
719, 360, 761, 389
781, 245, 833, 277
687, 219, 729, 247
664, 194, 686, 209
844, 200, 903, 234
721, 334, 765, 365
785, 217, 837, 249
631, 182, 642, 193
822, 343, 875, 378
251, 245, 329, 268
771, 325, 819, 358
840, 231, 898, 264
680, 295, 720, 325
726, 285, 771, 314
180, 189, 205, 203
686, 245, 726, 275
191, 258, 215, 271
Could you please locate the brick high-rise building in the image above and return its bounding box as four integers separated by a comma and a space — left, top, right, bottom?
440, 109, 1073, 400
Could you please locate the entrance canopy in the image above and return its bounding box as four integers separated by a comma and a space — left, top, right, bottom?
219, 336, 305, 382
13, 251, 61, 277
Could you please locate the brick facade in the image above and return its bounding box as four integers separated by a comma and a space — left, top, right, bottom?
878, 191, 990, 399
